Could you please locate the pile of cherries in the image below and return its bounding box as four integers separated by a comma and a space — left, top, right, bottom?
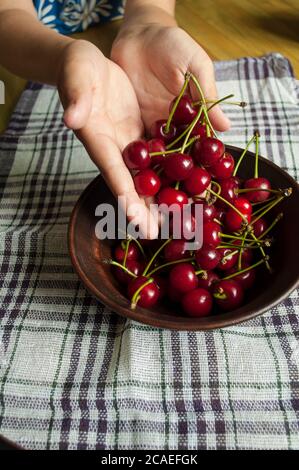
108, 72, 291, 318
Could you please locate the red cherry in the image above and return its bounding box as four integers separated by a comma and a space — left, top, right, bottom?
252, 218, 268, 238
213, 279, 244, 311
227, 266, 256, 290
164, 239, 188, 262
148, 138, 166, 165
163, 153, 194, 181
193, 137, 225, 167
157, 187, 188, 211
197, 270, 219, 291
191, 122, 209, 138
234, 197, 252, 215
183, 167, 211, 196
134, 169, 161, 196
215, 208, 226, 224
203, 221, 221, 246
113, 260, 144, 285
151, 274, 167, 300
202, 203, 217, 222
232, 240, 253, 266
169, 95, 197, 126
127, 276, 160, 308
150, 119, 177, 144
195, 245, 221, 270
217, 247, 238, 271
181, 288, 213, 317
216, 177, 238, 209
209, 152, 235, 181
169, 262, 198, 293
114, 243, 140, 263
170, 211, 196, 240
225, 197, 252, 232
244, 177, 271, 203
123, 140, 150, 170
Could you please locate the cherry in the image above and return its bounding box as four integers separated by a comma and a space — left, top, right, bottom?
128, 276, 160, 308
227, 266, 256, 290
157, 187, 189, 211
114, 243, 140, 263
181, 288, 213, 317
170, 211, 196, 240
148, 138, 166, 165
225, 197, 252, 232
152, 274, 167, 300
252, 217, 268, 238
235, 197, 252, 215
190, 122, 209, 138
216, 178, 238, 209
169, 262, 198, 293
113, 260, 144, 285
183, 166, 211, 196
213, 279, 244, 311
209, 152, 235, 181
134, 169, 161, 196
169, 95, 197, 126
195, 245, 221, 270
163, 153, 194, 181
164, 239, 188, 262
197, 270, 219, 291
151, 119, 177, 144
217, 247, 238, 271
244, 177, 272, 203
193, 137, 225, 167
203, 221, 221, 246
232, 239, 253, 265
201, 203, 217, 222
215, 208, 226, 224
123, 140, 150, 170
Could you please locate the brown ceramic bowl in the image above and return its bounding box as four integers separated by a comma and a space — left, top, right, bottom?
68, 145, 299, 330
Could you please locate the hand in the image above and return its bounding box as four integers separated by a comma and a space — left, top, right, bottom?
58, 40, 158, 238
111, 23, 231, 132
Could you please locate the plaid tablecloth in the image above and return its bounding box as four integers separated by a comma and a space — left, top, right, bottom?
0, 53, 299, 450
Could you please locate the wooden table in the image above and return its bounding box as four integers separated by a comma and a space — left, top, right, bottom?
1, 0, 298, 132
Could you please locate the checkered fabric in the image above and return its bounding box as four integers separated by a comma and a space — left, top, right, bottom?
0, 53, 299, 450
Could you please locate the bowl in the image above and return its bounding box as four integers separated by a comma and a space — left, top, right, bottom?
68, 145, 299, 330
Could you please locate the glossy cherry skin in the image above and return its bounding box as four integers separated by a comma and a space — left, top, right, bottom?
114, 243, 140, 263
216, 177, 238, 209
201, 203, 217, 222
195, 245, 221, 270
150, 119, 177, 144
169, 94, 197, 126
232, 239, 253, 266
193, 137, 225, 167
164, 239, 188, 262
209, 152, 235, 181
244, 177, 271, 203
113, 260, 144, 285
213, 279, 244, 311
181, 288, 213, 317
169, 262, 198, 293
227, 266, 256, 290
252, 217, 268, 238
157, 187, 189, 211
203, 221, 221, 246
122, 140, 150, 170
163, 153, 194, 181
170, 211, 196, 240
134, 169, 161, 196
152, 274, 167, 300
225, 197, 252, 232
217, 247, 238, 271
148, 138, 166, 165
183, 166, 211, 196
197, 270, 219, 291
127, 276, 160, 308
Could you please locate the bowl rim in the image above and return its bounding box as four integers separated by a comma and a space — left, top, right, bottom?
68, 145, 299, 331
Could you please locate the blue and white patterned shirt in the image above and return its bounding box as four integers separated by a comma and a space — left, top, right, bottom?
33, 0, 126, 35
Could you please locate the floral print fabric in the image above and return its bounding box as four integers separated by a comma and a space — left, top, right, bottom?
33, 0, 125, 34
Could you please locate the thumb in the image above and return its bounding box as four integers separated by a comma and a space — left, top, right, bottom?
190, 56, 231, 132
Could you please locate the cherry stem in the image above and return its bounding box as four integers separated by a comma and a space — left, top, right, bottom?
206, 94, 235, 112
222, 256, 269, 281
142, 238, 172, 276
208, 187, 248, 225
123, 238, 131, 266
238, 229, 247, 270
213, 288, 227, 300
181, 105, 203, 153
195, 269, 206, 276
147, 257, 194, 277
251, 193, 288, 226
248, 230, 272, 273
254, 131, 260, 178
252, 213, 283, 244
232, 134, 256, 177
222, 249, 239, 262
220, 233, 269, 245
150, 138, 198, 157
189, 72, 217, 138
175, 181, 180, 190
251, 196, 277, 206
131, 278, 154, 310
237, 187, 281, 195
193, 99, 247, 108
108, 260, 137, 278
165, 72, 191, 134
218, 243, 262, 250
117, 230, 146, 259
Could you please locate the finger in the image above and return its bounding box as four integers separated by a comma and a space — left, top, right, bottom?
80, 131, 159, 240
190, 56, 231, 132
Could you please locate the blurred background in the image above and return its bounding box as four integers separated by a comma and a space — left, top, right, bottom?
0, 0, 298, 133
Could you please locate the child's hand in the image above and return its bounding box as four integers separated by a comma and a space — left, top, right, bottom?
112, 23, 231, 132
58, 40, 158, 238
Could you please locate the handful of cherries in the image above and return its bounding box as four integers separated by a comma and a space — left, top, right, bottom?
107, 72, 292, 318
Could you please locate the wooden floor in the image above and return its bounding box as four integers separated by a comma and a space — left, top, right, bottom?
1, 0, 299, 132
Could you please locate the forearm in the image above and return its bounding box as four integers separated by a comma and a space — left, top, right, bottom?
121, 0, 177, 29
0, 8, 73, 85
